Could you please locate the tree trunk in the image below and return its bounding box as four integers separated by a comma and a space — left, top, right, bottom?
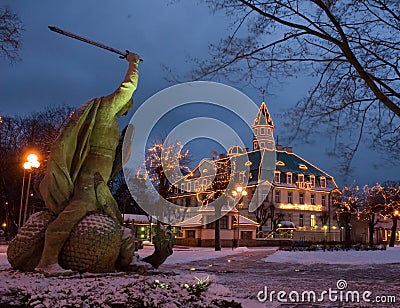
368, 221, 375, 248
389, 216, 398, 247
215, 205, 221, 251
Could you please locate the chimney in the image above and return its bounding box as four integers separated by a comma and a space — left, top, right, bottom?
276, 144, 283, 151
285, 146, 293, 153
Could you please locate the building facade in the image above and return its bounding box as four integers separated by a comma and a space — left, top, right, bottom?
168, 102, 340, 246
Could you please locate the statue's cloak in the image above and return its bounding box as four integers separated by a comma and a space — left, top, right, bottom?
39, 99, 101, 215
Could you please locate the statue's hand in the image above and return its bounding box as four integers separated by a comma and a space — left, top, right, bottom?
126, 52, 141, 63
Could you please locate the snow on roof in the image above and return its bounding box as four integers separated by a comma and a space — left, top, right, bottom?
123, 214, 154, 224
176, 214, 203, 227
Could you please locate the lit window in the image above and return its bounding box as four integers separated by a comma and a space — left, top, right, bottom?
299, 164, 308, 170
274, 190, 281, 203
286, 173, 292, 184
287, 191, 293, 204
239, 172, 245, 184
299, 192, 304, 204
320, 177, 326, 188
311, 214, 316, 227
310, 175, 316, 187
311, 194, 315, 205
274, 171, 281, 183
321, 195, 326, 206
298, 174, 304, 183
276, 161, 285, 166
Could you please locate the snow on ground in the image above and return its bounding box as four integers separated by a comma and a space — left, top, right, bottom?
138, 245, 267, 264
0, 244, 271, 307
264, 246, 400, 265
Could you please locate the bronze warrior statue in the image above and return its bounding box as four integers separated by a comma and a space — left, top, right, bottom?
35, 53, 140, 276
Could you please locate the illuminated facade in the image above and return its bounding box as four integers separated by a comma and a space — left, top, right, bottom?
169, 102, 340, 244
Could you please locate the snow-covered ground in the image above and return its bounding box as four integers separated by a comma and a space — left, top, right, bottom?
264, 246, 400, 265
1, 244, 399, 307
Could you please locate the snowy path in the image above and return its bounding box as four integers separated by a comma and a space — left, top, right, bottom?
1, 244, 400, 307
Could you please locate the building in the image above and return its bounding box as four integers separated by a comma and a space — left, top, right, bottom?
169, 102, 340, 246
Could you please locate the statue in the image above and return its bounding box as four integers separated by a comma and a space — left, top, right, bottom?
7, 52, 174, 276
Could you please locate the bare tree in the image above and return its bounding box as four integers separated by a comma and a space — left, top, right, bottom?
191, 0, 399, 173
0, 7, 24, 62
335, 185, 362, 247
0, 105, 72, 237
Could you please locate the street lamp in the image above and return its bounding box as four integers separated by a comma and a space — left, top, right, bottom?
19, 152, 40, 228
232, 186, 247, 248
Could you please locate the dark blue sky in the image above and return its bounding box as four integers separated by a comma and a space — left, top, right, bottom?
1, 0, 398, 186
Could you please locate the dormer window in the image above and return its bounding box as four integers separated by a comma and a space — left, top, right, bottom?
310, 175, 316, 187
276, 161, 285, 166
320, 177, 326, 188
298, 174, 304, 182
299, 164, 308, 170
286, 172, 293, 184
274, 171, 281, 183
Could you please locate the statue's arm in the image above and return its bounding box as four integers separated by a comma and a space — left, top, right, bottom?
102, 53, 140, 116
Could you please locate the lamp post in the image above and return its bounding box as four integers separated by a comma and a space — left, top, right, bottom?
19, 153, 40, 228
232, 186, 247, 247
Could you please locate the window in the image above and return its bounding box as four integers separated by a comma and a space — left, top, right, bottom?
288, 213, 292, 222
311, 194, 315, 205
286, 173, 292, 184
202, 178, 208, 187
310, 175, 315, 187
299, 214, 304, 227
299, 164, 308, 170
298, 174, 304, 182
181, 183, 186, 192
239, 172, 245, 184
194, 181, 199, 192
311, 214, 316, 227
267, 128, 272, 136
287, 191, 293, 204
259, 142, 265, 148
254, 128, 258, 135
241, 231, 252, 240
186, 230, 196, 238
274, 190, 281, 203
274, 171, 281, 183
260, 127, 265, 135
320, 177, 326, 188
299, 192, 304, 204
262, 189, 268, 201
220, 216, 229, 229
276, 161, 285, 166
321, 195, 326, 206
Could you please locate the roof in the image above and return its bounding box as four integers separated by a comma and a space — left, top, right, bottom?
123, 214, 155, 224
177, 213, 259, 227
252, 102, 274, 127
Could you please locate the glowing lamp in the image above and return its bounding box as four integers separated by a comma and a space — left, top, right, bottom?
23, 162, 32, 170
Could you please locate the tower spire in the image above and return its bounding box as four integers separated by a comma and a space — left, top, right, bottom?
252, 102, 274, 150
